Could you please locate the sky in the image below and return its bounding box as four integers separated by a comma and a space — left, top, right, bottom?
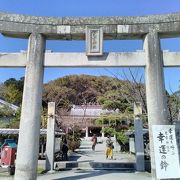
0, 0, 180, 93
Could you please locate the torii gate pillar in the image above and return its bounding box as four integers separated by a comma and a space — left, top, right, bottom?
14, 33, 45, 180
144, 31, 169, 179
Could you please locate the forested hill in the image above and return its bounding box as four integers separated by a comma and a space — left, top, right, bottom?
43, 75, 146, 113
0, 75, 147, 113
43, 75, 121, 107
1, 75, 179, 120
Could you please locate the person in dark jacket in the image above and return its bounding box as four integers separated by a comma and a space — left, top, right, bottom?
62, 139, 68, 161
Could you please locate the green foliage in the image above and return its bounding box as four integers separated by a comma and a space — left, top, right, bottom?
96, 113, 133, 126
0, 121, 10, 128
0, 77, 24, 106
97, 90, 131, 112
98, 112, 132, 152
41, 108, 48, 129
102, 126, 129, 149
66, 126, 81, 151
0, 75, 146, 117
0, 105, 15, 118
116, 131, 129, 145
0, 106, 20, 128
8, 107, 21, 128
0, 106, 48, 129
103, 127, 115, 136
37, 167, 45, 175
8, 107, 48, 129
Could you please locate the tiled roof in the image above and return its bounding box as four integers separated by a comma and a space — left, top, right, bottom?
70, 105, 119, 117
0, 128, 64, 135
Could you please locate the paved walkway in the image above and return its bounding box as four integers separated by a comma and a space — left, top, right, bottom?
38, 139, 151, 179
67, 139, 135, 163
0, 138, 152, 180
64, 140, 135, 163
0, 170, 151, 180
37, 170, 151, 180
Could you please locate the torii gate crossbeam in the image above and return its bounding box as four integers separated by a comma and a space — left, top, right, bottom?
0, 51, 180, 67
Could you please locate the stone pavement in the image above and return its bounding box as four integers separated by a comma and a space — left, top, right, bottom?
54, 138, 136, 170
0, 170, 151, 180
37, 170, 151, 180
38, 138, 151, 179
70, 138, 135, 163
0, 138, 152, 179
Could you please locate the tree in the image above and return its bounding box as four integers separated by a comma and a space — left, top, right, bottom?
0, 83, 6, 97
8, 107, 21, 129
167, 90, 180, 122
0, 77, 24, 106
42, 75, 127, 113
95, 69, 147, 151
96, 112, 133, 151
0, 105, 19, 128
0, 105, 16, 118
97, 90, 132, 112
66, 125, 82, 151
104, 68, 147, 113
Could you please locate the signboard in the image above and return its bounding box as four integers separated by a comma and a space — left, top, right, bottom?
152, 125, 180, 179
86, 26, 103, 56
175, 124, 180, 161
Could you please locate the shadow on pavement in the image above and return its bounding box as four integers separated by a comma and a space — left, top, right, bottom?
78, 147, 91, 149
68, 155, 81, 161
52, 170, 117, 180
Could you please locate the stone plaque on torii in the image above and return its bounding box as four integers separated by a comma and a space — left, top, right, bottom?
86, 26, 103, 56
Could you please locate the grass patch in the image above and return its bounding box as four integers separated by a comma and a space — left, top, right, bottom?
0, 167, 46, 177
0, 173, 11, 177
37, 167, 46, 175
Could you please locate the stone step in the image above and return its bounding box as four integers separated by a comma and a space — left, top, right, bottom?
54, 161, 135, 171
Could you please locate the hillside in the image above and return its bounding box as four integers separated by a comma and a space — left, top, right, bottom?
42, 75, 146, 113
1, 75, 179, 121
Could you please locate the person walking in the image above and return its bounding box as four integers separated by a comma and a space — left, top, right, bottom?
105, 134, 114, 159
91, 134, 97, 151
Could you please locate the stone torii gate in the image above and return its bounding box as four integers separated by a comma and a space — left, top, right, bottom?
0, 12, 180, 179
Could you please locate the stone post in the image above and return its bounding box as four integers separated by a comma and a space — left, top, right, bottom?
101, 126, 105, 138
134, 102, 144, 171
45, 102, 56, 172
14, 33, 45, 180
134, 116, 145, 171
144, 31, 169, 179
85, 126, 88, 139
